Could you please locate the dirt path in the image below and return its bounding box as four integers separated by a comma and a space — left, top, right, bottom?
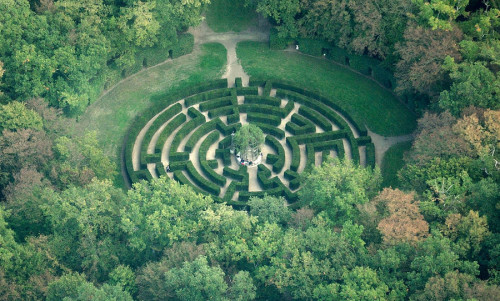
189, 17, 269, 87
367, 129, 414, 166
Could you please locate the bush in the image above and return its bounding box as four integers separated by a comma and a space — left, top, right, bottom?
139, 44, 170, 67
156, 163, 167, 177
169, 109, 205, 154
244, 95, 281, 107
186, 161, 220, 195
154, 113, 186, 153
216, 148, 231, 165
372, 65, 396, 89
287, 137, 300, 172
253, 123, 285, 139
269, 27, 289, 50
247, 112, 281, 126
298, 106, 332, 131
348, 54, 379, 76
235, 77, 242, 88
297, 38, 331, 57
199, 96, 235, 112
185, 88, 232, 107
327, 46, 349, 65
365, 142, 376, 168
263, 80, 272, 96
173, 170, 208, 196
236, 87, 258, 96
248, 78, 266, 87
170, 33, 194, 59
223, 182, 237, 201
285, 114, 315, 135
184, 119, 219, 152
356, 136, 372, 146
265, 135, 285, 173
294, 130, 348, 144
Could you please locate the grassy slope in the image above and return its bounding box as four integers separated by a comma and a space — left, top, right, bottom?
72, 43, 227, 159
205, 0, 257, 32
237, 41, 417, 136
381, 141, 413, 188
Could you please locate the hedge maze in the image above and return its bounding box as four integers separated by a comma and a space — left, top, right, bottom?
123, 78, 376, 208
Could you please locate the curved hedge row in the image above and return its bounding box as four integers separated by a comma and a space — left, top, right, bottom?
124, 77, 377, 206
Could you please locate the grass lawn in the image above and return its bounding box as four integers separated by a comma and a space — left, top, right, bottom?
381, 141, 413, 188
72, 42, 227, 160
206, 0, 257, 32
237, 41, 417, 136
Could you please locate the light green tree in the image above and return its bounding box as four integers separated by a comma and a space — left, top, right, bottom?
233, 124, 264, 161
299, 158, 381, 225
0, 101, 43, 132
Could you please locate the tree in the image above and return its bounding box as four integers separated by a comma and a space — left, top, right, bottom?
408, 232, 479, 293
0, 101, 43, 132
439, 60, 500, 115
395, 23, 462, 99
233, 124, 264, 161
375, 188, 429, 246
40, 179, 128, 282
228, 271, 257, 301
338, 266, 389, 301
416, 0, 470, 31
164, 256, 228, 300
108, 265, 137, 297
405, 111, 472, 166
121, 176, 213, 256
299, 158, 381, 225
248, 195, 291, 225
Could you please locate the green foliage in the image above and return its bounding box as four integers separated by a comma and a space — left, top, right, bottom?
234, 124, 265, 161
269, 27, 290, 50
0, 101, 43, 132
170, 34, 195, 59
248, 195, 291, 224
439, 60, 500, 115
206, 0, 257, 32
108, 265, 137, 297
121, 177, 213, 255
299, 158, 381, 225
381, 141, 413, 188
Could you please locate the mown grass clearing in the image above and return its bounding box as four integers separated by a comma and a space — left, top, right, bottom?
72, 43, 227, 160
381, 141, 413, 188
206, 0, 257, 32
236, 41, 417, 136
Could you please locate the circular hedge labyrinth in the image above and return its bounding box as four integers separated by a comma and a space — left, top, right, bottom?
123, 78, 375, 207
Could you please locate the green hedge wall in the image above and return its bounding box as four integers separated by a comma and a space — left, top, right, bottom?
247, 112, 281, 126
269, 27, 289, 50
154, 113, 186, 153
287, 137, 300, 172
285, 113, 315, 135
253, 123, 285, 139
365, 142, 376, 168
170, 33, 194, 59
185, 88, 232, 107
297, 38, 331, 57
244, 95, 281, 107
216, 148, 231, 165
235, 77, 243, 88
236, 87, 258, 96
298, 106, 332, 131
186, 161, 220, 195
199, 96, 235, 112
265, 135, 285, 173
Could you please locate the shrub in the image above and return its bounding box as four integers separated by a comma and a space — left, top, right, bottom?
235, 77, 243, 88
285, 114, 315, 135
298, 106, 332, 131
199, 96, 235, 111
170, 33, 194, 59
372, 65, 396, 89
139, 44, 170, 67
186, 162, 220, 195
263, 80, 272, 96
327, 46, 349, 65
297, 38, 331, 57
248, 78, 266, 87
216, 149, 231, 165
236, 87, 258, 96
184, 119, 219, 152
154, 113, 186, 153
253, 123, 285, 139
247, 112, 281, 126
348, 54, 379, 76
265, 135, 285, 173
356, 136, 372, 146
156, 163, 167, 177
244, 95, 281, 107
287, 137, 300, 172
269, 27, 289, 50
185, 88, 232, 107
365, 142, 376, 168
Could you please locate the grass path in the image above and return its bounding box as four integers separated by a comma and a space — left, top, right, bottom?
236, 41, 417, 137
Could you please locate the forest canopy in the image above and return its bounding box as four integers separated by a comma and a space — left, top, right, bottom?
0, 0, 499, 300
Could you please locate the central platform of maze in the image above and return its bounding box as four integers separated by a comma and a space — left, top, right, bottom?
124, 78, 375, 207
